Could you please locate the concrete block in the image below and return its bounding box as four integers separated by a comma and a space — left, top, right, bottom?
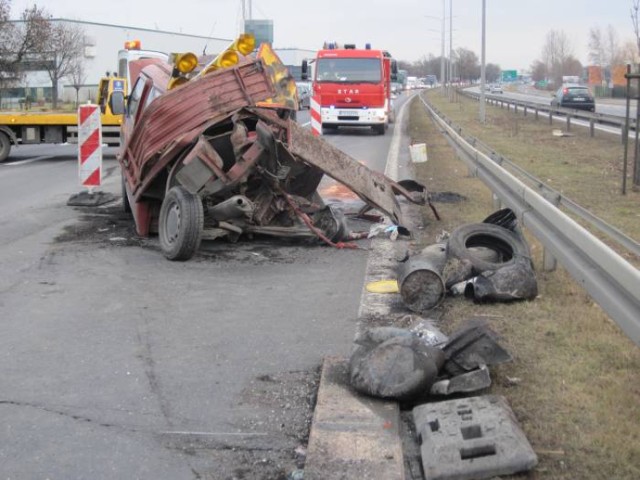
413, 395, 537, 480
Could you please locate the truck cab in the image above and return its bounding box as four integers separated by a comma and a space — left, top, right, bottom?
304, 43, 397, 135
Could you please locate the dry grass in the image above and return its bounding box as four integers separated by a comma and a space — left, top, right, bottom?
408, 93, 640, 480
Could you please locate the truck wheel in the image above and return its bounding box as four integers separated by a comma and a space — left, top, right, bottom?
0, 132, 11, 162
373, 124, 386, 135
158, 186, 203, 261
121, 170, 131, 214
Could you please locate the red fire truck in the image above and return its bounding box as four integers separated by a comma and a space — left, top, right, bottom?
302, 42, 397, 135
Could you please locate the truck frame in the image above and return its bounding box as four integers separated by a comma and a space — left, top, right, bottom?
0, 76, 126, 162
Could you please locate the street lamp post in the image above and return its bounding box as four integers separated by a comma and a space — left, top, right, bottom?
480, 0, 486, 122
441, 0, 446, 95
449, 0, 453, 99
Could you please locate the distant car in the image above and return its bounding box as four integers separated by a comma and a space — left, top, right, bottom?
489, 84, 503, 94
296, 82, 311, 110
550, 84, 595, 112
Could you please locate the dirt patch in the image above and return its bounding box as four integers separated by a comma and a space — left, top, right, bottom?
162, 368, 320, 480
407, 93, 640, 480
54, 203, 146, 248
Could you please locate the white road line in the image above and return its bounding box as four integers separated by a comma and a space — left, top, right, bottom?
1, 155, 55, 166
384, 96, 411, 180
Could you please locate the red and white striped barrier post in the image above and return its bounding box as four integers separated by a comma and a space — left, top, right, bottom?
78, 104, 102, 190
67, 104, 114, 206
310, 95, 322, 136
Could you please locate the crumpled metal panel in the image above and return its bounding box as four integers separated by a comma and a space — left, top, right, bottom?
286, 121, 425, 227
123, 59, 276, 198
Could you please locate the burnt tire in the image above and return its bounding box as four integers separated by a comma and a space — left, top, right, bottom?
159, 186, 203, 261
121, 170, 131, 214
447, 223, 529, 273
0, 131, 10, 163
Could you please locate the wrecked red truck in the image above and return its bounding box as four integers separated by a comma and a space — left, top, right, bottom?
110, 34, 426, 260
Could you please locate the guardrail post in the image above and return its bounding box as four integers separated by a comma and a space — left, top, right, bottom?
492, 193, 502, 210
549, 110, 553, 125
541, 191, 561, 272
523, 106, 527, 117
589, 119, 595, 137
535, 108, 538, 120
514, 104, 518, 114
566, 115, 571, 132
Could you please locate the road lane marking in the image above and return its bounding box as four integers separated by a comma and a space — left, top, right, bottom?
0, 155, 55, 166
385, 95, 412, 180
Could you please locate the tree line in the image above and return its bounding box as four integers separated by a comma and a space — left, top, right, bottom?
397, 1, 640, 88
0, 0, 85, 108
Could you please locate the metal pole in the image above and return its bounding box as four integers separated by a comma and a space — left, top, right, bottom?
441, 0, 445, 94
449, 0, 453, 99
479, 0, 486, 123
633, 70, 640, 189
622, 64, 631, 195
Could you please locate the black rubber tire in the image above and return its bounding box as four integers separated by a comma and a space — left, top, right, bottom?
158, 186, 203, 261
447, 223, 529, 273
121, 169, 131, 214
0, 131, 11, 163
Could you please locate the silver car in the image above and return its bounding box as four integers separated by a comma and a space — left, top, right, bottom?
296, 82, 311, 110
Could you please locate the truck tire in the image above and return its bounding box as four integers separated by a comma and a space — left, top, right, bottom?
121, 170, 131, 214
0, 131, 11, 162
158, 186, 204, 261
373, 124, 386, 135
447, 223, 529, 273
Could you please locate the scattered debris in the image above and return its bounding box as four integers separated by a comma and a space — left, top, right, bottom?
365, 279, 400, 294
408, 319, 449, 347
462, 257, 538, 302
349, 327, 445, 401
409, 142, 428, 163
398, 243, 447, 312
430, 365, 492, 396
413, 395, 538, 479
442, 318, 512, 377
552, 129, 574, 137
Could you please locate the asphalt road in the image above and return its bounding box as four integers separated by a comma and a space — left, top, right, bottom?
0, 96, 414, 479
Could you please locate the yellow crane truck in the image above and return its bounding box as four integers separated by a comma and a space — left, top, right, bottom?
0, 76, 126, 162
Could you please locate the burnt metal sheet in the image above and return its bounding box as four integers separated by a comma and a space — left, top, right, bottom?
123, 59, 276, 198
287, 121, 425, 227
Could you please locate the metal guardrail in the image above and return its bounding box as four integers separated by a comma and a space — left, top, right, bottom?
463, 89, 635, 140
419, 94, 640, 346
434, 110, 640, 258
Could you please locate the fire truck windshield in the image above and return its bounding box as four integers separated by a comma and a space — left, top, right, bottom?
316, 58, 381, 83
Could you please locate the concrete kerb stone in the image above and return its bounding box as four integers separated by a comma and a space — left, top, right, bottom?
305, 95, 428, 478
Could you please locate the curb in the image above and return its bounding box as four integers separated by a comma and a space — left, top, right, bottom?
306, 94, 427, 479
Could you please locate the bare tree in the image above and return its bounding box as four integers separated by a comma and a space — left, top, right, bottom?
0, 3, 50, 97
530, 60, 548, 83
588, 27, 606, 66
68, 55, 86, 108
541, 29, 575, 86
455, 47, 479, 82
42, 21, 85, 109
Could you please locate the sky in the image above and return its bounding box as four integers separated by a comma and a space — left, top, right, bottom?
8, 0, 637, 72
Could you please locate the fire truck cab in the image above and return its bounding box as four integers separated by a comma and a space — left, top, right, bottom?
303, 43, 397, 135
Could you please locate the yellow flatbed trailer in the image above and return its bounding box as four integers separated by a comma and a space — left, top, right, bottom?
0, 76, 125, 162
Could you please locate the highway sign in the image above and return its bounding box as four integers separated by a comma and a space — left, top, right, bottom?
501, 70, 517, 81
